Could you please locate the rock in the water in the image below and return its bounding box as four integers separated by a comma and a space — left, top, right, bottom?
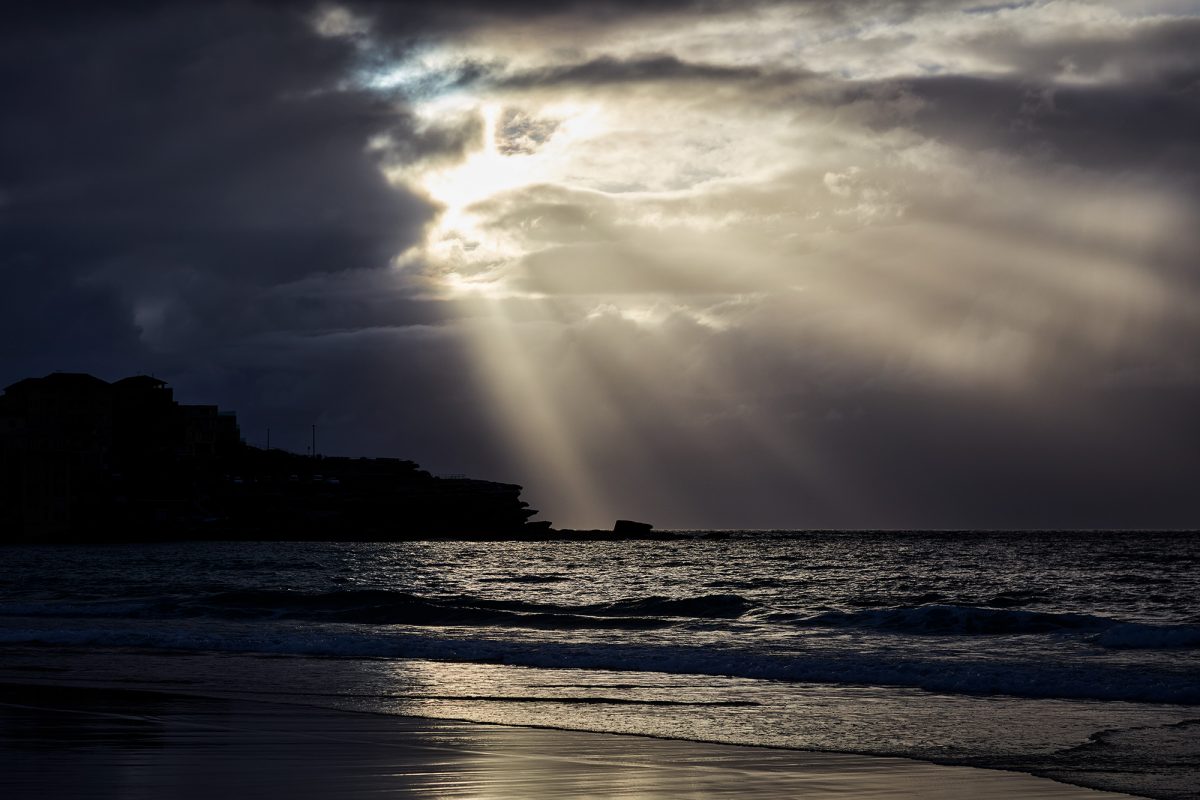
612, 519, 654, 535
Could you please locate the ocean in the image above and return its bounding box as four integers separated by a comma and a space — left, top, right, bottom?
1, 531, 1197, 799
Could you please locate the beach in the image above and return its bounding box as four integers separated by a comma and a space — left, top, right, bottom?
0, 534, 1195, 799
0, 683, 1138, 799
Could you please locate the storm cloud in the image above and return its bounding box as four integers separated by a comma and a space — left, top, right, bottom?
3, 1, 1199, 527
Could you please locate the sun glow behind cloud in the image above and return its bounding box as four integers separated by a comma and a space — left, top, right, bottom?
2, 0, 1197, 533
391, 97, 615, 296
352, 1, 1200, 527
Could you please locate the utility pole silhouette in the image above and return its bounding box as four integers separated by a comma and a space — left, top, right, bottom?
311, 424, 316, 459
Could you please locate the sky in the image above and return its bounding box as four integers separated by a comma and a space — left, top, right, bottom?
2, 0, 1199, 529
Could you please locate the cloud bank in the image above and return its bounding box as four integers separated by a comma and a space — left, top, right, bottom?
3, 1, 1198, 527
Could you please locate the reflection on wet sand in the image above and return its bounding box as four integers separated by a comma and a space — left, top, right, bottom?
0, 684, 1132, 800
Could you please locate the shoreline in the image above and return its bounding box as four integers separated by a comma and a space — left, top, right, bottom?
2, 529, 1195, 547
0, 681, 1140, 800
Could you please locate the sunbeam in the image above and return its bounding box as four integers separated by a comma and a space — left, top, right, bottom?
372, 0, 1200, 528
6, 5, 1200, 797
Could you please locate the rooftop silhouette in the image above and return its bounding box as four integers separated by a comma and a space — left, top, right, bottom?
0, 373, 544, 542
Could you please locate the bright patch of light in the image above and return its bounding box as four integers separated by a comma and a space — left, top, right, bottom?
423, 105, 531, 213
393, 99, 609, 298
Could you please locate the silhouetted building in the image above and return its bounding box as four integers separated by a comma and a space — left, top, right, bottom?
0, 373, 544, 542
0, 372, 241, 539
1, 374, 110, 535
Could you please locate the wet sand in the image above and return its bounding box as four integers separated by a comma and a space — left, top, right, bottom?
0, 683, 1136, 799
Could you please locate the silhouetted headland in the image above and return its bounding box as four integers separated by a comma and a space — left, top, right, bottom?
0, 373, 662, 543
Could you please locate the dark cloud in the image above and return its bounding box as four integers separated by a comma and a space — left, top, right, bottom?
803, 16, 1200, 193
0, 3, 436, 284
0, 262, 147, 382
490, 54, 773, 88
963, 15, 1200, 86
4, 1, 1200, 527
0, 2, 490, 475
878, 72, 1200, 181
356, 0, 766, 36
352, 0, 958, 38
0, 2, 455, 354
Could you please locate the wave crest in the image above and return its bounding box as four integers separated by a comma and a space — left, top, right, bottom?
0, 589, 756, 630
799, 604, 1108, 635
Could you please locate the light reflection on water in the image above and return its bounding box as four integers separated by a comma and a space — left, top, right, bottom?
0, 532, 1197, 798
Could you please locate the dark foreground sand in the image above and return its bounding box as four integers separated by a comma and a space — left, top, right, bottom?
0, 683, 1136, 799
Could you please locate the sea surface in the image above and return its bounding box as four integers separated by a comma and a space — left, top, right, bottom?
1, 532, 1197, 799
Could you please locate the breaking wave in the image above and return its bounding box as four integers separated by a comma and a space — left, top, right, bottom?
2, 624, 1197, 705
0, 590, 756, 631
774, 604, 1200, 649
794, 604, 1110, 634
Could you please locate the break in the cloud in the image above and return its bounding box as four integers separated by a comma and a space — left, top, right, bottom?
2, 1, 1198, 527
